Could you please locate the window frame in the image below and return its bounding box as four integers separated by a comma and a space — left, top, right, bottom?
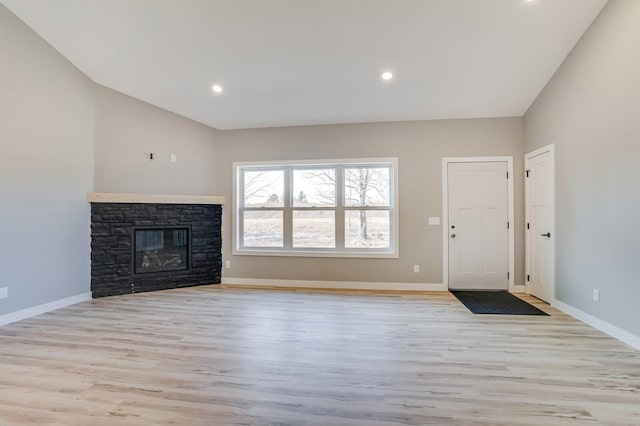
233, 158, 399, 258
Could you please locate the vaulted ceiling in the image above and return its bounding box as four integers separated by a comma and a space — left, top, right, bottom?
2, 0, 607, 129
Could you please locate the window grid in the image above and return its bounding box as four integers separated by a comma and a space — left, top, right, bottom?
235, 159, 397, 257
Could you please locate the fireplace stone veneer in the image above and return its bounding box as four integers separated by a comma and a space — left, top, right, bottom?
89, 194, 223, 298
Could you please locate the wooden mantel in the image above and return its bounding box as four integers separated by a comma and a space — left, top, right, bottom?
87, 192, 225, 205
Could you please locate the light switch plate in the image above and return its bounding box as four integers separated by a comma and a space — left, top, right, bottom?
428, 217, 440, 225
0, 287, 7, 299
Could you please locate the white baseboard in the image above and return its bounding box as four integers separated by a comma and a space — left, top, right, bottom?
221, 277, 447, 292
0, 292, 92, 327
512, 284, 527, 294
552, 299, 640, 351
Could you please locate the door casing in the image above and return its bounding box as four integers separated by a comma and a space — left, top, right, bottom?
442, 157, 515, 292
524, 144, 555, 301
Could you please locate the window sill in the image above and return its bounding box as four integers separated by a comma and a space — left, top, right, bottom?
232, 249, 399, 259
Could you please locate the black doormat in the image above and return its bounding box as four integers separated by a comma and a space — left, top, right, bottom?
451, 290, 549, 315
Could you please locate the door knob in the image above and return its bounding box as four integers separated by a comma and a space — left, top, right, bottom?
450, 233, 456, 238
540, 232, 551, 238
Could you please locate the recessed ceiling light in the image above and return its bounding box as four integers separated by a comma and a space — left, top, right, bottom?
211, 84, 223, 93
382, 71, 393, 81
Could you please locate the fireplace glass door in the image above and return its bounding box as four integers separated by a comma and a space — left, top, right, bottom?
134, 227, 190, 274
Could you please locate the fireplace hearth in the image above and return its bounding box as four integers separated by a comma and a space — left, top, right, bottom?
88, 193, 223, 298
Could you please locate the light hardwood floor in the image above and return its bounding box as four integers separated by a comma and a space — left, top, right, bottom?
0, 286, 638, 425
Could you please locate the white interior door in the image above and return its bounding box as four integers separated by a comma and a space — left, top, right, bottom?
525, 146, 555, 302
447, 162, 509, 290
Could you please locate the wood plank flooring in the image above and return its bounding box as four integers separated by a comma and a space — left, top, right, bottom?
0, 286, 638, 425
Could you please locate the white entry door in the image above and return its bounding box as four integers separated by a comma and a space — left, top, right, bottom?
525, 146, 555, 303
447, 162, 509, 290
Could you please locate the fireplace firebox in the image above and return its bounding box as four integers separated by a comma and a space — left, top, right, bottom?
133, 227, 191, 275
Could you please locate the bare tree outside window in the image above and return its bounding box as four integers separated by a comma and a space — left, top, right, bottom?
344, 167, 390, 243
242, 170, 284, 247
243, 170, 283, 207
299, 167, 390, 243
292, 169, 336, 247
293, 169, 335, 207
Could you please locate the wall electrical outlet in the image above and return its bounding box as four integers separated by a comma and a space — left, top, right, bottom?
225, 260, 231, 269
0, 287, 7, 299
413, 265, 420, 273
593, 288, 600, 302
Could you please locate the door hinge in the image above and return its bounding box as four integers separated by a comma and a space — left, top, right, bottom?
507, 272, 510, 279
507, 221, 510, 229
506, 171, 509, 179
527, 274, 530, 282
525, 170, 530, 177
527, 222, 530, 230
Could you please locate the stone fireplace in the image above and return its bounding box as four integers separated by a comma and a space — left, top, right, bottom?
88, 193, 224, 298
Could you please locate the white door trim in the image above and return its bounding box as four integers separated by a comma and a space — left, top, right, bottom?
524, 144, 555, 298
442, 156, 515, 292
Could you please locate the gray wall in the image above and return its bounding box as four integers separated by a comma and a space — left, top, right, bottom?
217, 118, 526, 285
0, 4, 94, 315
90, 89, 526, 286
94, 85, 219, 195
524, 0, 640, 336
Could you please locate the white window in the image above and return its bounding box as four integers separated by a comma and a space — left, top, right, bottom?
234, 158, 398, 258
